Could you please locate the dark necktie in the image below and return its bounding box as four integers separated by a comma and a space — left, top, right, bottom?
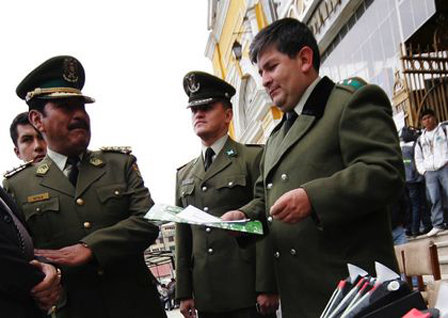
284, 111, 298, 134
204, 147, 215, 171
67, 156, 80, 186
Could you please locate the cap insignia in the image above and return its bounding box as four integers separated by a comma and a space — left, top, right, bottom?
186, 74, 200, 94
63, 57, 79, 83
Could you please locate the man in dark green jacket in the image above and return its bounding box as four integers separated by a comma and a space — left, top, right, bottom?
3, 55, 165, 318
223, 18, 404, 317
175, 71, 278, 318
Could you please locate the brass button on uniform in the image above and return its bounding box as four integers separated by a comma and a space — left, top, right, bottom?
76, 198, 84, 206
203, 207, 209, 212
83, 221, 92, 229
267, 216, 273, 223
281, 174, 288, 181
205, 227, 211, 233
267, 183, 273, 190
207, 248, 214, 254
228, 181, 233, 187
202, 186, 207, 192
274, 251, 280, 259
36, 207, 41, 212
114, 190, 120, 196
290, 248, 297, 256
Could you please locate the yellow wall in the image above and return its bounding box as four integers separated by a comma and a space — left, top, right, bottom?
210, 1, 276, 141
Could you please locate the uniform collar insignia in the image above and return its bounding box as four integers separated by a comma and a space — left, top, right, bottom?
226, 148, 237, 157
89, 157, 104, 167
185, 73, 200, 94
36, 163, 50, 175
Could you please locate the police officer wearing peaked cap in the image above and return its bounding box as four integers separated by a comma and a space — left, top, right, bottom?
175, 71, 278, 318
4, 55, 166, 318
183, 71, 236, 107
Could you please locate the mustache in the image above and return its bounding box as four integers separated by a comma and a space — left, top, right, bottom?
68, 120, 90, 130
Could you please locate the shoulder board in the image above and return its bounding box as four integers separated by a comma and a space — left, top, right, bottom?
337, 77, 367, 92
176, 163, 188, 171
177, 157, 197, 171
3, 160, 33, 178
100, 146, 132, 155
245, 144, 263, 148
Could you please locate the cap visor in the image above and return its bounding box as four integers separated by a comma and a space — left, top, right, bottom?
187, 97, 217, 108
38, 93, 95, 103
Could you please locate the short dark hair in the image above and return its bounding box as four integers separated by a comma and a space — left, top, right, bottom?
420, 108, 436, 119
27, 98, 48, 113
217, 98, 232, 109
10, 112, 30, 147
249, 18, 320, 71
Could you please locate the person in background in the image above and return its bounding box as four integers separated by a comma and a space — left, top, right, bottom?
415, 109, 448, 236
9, 112, 47, 163
400, 126, 431, 237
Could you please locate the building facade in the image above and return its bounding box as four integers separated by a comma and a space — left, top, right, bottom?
146, 222, 176, 282
205, 0, 447, 141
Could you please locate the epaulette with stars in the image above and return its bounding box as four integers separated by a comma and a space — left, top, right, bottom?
3, 160, 33, 178
99, 146, 132, 155
338, 77, 367, 93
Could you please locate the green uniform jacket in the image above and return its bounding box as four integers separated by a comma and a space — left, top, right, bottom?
3, 150, 165, 318
175, 138, 274, 313
240, 77, 405, 318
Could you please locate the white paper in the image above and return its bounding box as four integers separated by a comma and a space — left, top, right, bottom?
177, 205, 222, 223
374, 261, 400, 283
347, 263, 369, 284
176, 205, 251, 224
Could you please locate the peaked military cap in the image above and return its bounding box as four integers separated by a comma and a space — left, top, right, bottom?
183, 71, 236, 108
16, 55, 95, 103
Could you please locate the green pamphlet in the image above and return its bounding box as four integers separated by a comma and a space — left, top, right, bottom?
144, 204, 263, 235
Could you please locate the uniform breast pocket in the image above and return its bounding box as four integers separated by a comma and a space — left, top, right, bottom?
179, 184, 194, 207
96, 183, 133, 217
22, 197, 60, 244
216, 175, 247, 190
215, 175, 249, 207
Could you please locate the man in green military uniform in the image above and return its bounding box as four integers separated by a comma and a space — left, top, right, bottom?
175, 71, 278, 318
3, 56, 165, 318
222, 18, 404, 317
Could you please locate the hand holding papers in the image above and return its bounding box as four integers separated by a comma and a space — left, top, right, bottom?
145, 204, 263, 235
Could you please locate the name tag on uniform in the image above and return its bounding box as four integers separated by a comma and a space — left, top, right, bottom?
182, 178, 194, 185
27, 192, 50, 203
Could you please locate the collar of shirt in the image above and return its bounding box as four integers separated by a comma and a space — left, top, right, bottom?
292, 76, 321, 116
201, 134, 228, 162
46, 148, 83, 175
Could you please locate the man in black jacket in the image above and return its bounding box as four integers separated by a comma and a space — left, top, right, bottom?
0, 186, 61, 317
